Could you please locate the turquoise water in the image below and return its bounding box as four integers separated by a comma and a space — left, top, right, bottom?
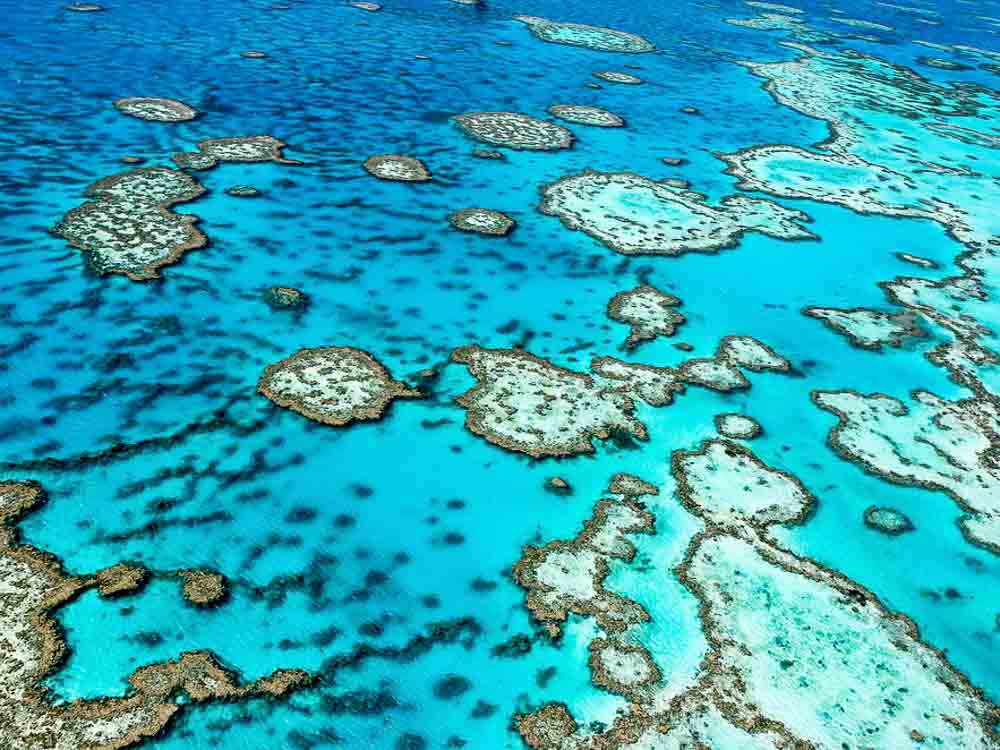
2, 0, 1000, 747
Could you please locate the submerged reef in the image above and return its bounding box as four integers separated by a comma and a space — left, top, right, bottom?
539, 171, 815, 256
451, 346, 647, 458
547, 104, 625, 128
815, 389, 1000, 553
113, 97, 198, 122
593, 71, 643, 84
452, 112, 574, 151
605, 284, 685, 349
448, 208, 515, 236
804, 306, 928, 350
363, 155, 433, 182
225, 184, 261, 197
513, 16, 655, 53
515, 443, 1000, 749
172, 136, 301, 170
258, 347, 420, 427
265, 286, 309, 309
0, 481, 312, 750
864, 505, 916, 535
51, 167, 207, 280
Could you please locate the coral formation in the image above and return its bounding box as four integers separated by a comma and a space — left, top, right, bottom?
605, 284, 685, 349
804, 306, 928, 350
363, 155, 433, 182
259, 347, 420, 427
864, 505, 916, 535
547, 104, 625, 128
514, 15, 655, 53
51, 167, 207, 280
452, 346, 646, 458
0, 481, 312, 750
514, 443, 1000, 749
114, 97, 198, 122
265, 286, 309, 309
178, 569, 229, 607
593, 71, 643, 84
512, 474, 657, 638
452, 112, 574, 151
173, 136, 301, 170
539, 170, 815, 256
714, 412, 762, 439
815, 389, 1000, 553
448, 208, 515, 236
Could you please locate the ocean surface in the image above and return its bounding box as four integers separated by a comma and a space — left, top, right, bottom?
2, 0, 999, 748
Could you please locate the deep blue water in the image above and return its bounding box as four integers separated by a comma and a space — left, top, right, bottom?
2, 0, 1000, 747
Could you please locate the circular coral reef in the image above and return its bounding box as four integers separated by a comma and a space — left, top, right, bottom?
363, 155, 433, 182
449, 208, 515, 236
259, 347, 420, 427
714, 413, 762, 439
178, 569, 229, 607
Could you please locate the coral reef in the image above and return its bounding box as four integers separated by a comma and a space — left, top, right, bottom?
0, 481, 312, 750
593, 71, 643, 84
514, 15, 655, 53
804, 306, 928, 350
448, 208, 515, 236
363, 155, 433, 182
714, 412, 762, 439
514, 443, 1000, 749
547, 104, 625, 128
51, 167, 207, 280
178, 569, 229, 607
864, 505, 916, 535
452, 112, 574, 151
605, 284, 685, 349
539, 170, 815, 256
815, 389, 1000, 552
173, 136, 301, 170
259, 347, 420, 427
114, 97, 198, 122
452, 346, 646, 458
